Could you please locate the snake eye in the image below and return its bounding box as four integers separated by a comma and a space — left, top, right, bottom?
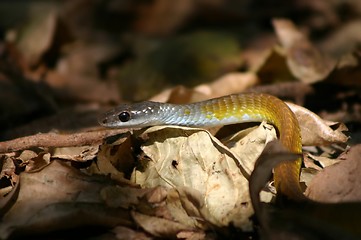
118, 111, 131, 122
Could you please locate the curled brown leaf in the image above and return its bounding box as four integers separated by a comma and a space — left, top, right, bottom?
306, 145, 361, 202
286, 102, 348, 146
273, 19, 336, 83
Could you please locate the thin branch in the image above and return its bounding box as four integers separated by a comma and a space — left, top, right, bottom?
0, 129, 130, 153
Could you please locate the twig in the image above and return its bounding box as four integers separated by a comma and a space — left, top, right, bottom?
0, 129, 130, 153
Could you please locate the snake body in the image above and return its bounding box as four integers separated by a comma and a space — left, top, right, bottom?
99, 93, 304, 200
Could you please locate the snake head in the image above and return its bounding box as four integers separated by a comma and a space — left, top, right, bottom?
98, 101, 163, 128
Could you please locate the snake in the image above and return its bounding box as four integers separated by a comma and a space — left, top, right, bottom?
98, 92, 305, 201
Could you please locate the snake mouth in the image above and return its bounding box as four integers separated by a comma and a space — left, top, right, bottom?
98, 116, 110, 126
97, 110, 117, 127
98, 116, 112, 127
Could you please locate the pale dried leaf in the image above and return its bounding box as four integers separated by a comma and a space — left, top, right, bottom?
118, 188, 200, 232
18, 150, 38, 162
14, 150, 50, 172
303, 154, 323, 170
101, 186, 204, 237
131, 211, 192, 238
89, 133, 134, 184
224, 122, 277, 176
113, 186, 204, 231
286, 102, 348, 146
51, 145, 98, 161
144, 185, 169, 204
24, 152, 51, 172
0, 155, 16, 178
131, 126, 253, 229
0, 155, 17, 196
306, 145, 361, 203
176, 230, 207, 240
89, 147, 127, 183
272, 19, 305, 49
273, 19, 335, 83
142, 187, 202, 229
171, 187, 212, 229
300, 168, 318, 188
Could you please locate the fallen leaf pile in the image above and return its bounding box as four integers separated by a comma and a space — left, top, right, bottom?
1, 1, 361, 239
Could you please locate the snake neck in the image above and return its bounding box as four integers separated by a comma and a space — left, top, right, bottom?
158, 103, 204, 126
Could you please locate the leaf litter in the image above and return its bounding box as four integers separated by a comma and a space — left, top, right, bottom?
1, 2, 361, 238
133, 125, 257, 230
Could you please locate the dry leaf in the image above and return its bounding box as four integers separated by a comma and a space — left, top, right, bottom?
132, 126, 252, 229
255, 47, 294, 83
46, 71, 120, 104
0, 155, 17, 196
90, 134, 135, 183
0, 160, 132, 239
223, 122, 277, 176
13, 150, 50, 172
55, 41, 122, 77
149, 72, 258, 104
112, 226, 151, 240
255, 144, 361, 239
273, 19, 335, 83
131, 124, 280, 230
300, 168, 319, 188
120, 102, 347, 232
286, 102, 348, 146
133, 0, 194, 35
163, 188, 209, 230
89, 152, 126, 184
306, 153, 341, 168
194, 72, 259, 99
102, 185, 208, 235
306, 145, 361, 202
131, 211, 192, 238
100, 185, 155, 209
24, 152, 51, 172
1, 155, 16, 177
176, 230, 207, 240
44, 39, 122, 104
51, 145, 98, 161
17, 150, 38, 162
320, 20, 361, 57
149, 85, 209, 104
327, 51, 361, 88
16, 11, 72, 67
